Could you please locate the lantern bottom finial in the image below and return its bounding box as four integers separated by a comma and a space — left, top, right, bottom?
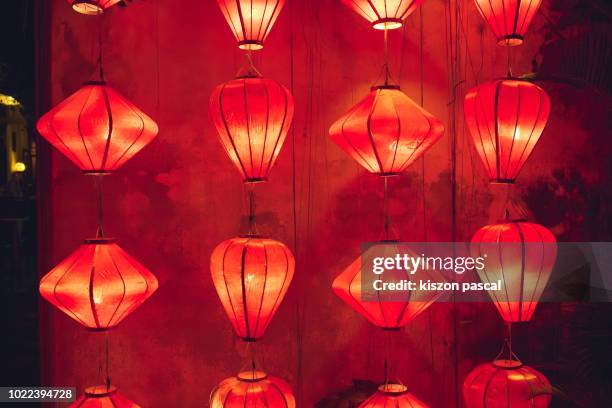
71, 1, 104, 15
238, 41, 264, 51
498, 35, 524, 47
373, 18, 403, 30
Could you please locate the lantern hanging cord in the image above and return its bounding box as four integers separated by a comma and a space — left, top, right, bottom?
383, 27, 390, 86
242, 51, 262, 78
383, 177, 390, 240
506, 46, 512, 78
95, 175, 104, 238
246, 183, 257, 235
97, 28, 105, 82
105, 332, 111, 390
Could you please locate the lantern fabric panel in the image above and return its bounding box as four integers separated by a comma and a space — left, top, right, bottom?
471, 221, 557, 323
70, 385, 140, 408
209, 76, 294, 182
464, 79, 550, 183
473, 0, 543, 46
39, 238, 158, 330
36, 82, 158, 173
341, 0, 424, 30
210, 371, 296, 408
360, 384, 428, 407
216, 0, 286, 50
210, 236, 295, 341
330, 86, 444, 176
463, 360, 552, 408
69, 0, 122, 15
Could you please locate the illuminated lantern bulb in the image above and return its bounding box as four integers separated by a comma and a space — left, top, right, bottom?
330, 85, 443, 176
37, 81, 158, 174
463, 360, 552, 408
341, 0, 424, 30
473, 0, 543, 46
210, 236, 295, 341
216, 0, 286, 50
39, 238, 158, 330
210, 370, 295, 407
360, 384, 428, 407
471, 220, 557, 323
70, 385, 140, 407
332, 244, 445, 329
209, 75, 294, 182
68, 0, 122, 16
464, 79, 550, 183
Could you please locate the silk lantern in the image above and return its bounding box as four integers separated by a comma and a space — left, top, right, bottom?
332, 243, 444, 329
473, 0, 543, 46
71, 385, 140, 408
210, 236, 295, 341
463, 360, 552, 408
341, 0, 424, 30
37, 81, 158, 174
216, 0, 286, 50
471, 220, 557, 323
68, 0, 122, 15
330, 85, 444, 176
210, 370, 295, 408
209, 75, 294, 182
39, 238, 158, 330
360, 384, 428, 408
464, 79, 550, 183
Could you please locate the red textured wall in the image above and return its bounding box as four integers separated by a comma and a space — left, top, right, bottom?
40, 1, 612, 407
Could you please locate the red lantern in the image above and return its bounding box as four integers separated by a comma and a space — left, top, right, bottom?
210, 236, 295, 341
341, 0, 424, 30
68, 0, 121, 15
209, 75, 294, 182
39, 238, 158, 330
473, 0, 543, 46
360, 384, 428, 408
471, 220, 557, 323
464, 79, 550, 183
463, 360, 552, 408
332, 244, 444, 329
210, 370, 295, 408
37, 81, 158, 174
330, 85, 444, 176
70, 385, 140, 408
216, 0, 286, 50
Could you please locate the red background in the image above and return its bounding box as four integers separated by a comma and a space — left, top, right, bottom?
39, 0, 612, 407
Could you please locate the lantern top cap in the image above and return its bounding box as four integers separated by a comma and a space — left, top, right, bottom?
84, 385, 118, 398
84, 237, 116, 244
82, 80, 108, 86
371, 84, 401, 91
492, 359, 523, 369
237, 370, 268, 382
378, 383, 408, 395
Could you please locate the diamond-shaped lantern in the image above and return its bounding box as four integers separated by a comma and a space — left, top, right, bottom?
210, 370, 295, 408
39, 238, 158, 330
360, 384, 428, 408
70, 385, 141, 408
341, 0, 424, 30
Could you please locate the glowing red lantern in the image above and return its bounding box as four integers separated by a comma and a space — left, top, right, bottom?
39, 238, 158, 330
330, 85, 443, 176
332, 244, 444, 329
209, 75, 294, 182
360, 384, 428, 407
463, 360, 552, 408
216, 0, 286, 50
68, 0, 122, 15
71, 385, 140, 408
471, 220, 557, 323
210, 236, 295, 341
341, 0, 424, 30
473, 0, 543, 46
210, 370, 295, 408
464, 79, 550, 183
37, 81, 158, 174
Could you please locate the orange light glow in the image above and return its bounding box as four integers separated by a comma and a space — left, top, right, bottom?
210, 371, 295, 408
12, 162, 26, 173
473, 0, 543, 46
341, 0, 424, 30
70, 385, 141, 408
69, 0, 122, 15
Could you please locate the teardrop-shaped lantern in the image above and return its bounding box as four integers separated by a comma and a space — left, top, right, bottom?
332, 243, 444, 329
463, 360, 552, 408
210, 236, 295, 341
210, 370, 295, 407
216, 0, 286, 50
330, 85, 444, 176
68, 0, 122, 15
209, 75, 294, 182
37, 81, 158, 174
471, 220, 557, 323
70, 385, 140, 408
39, 238, 158, 330
360, 384, 428, 408
473, 0, 543, 46
341, 0, 424, 30
464, 79, 550, 183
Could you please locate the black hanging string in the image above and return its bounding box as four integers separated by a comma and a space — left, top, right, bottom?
507, 45, 513, 78
246, 183, 257, 235
105, 332, 111, 390
383, 27, 390, 86
95, 175, 105, 238
383, 177, 390, 241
